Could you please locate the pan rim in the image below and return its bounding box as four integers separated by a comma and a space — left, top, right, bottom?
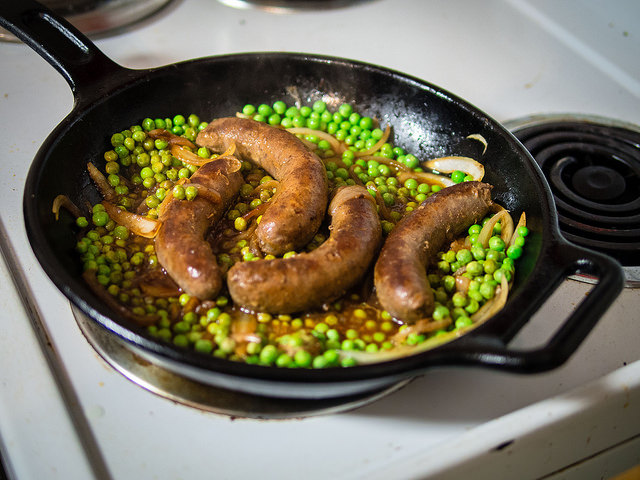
22, 51, 559, 388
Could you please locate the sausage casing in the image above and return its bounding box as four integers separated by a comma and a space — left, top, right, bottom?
227, 185, 382, 314
196, 117, 328, 256
155, 157, 243, 299
374, 181, 493, 322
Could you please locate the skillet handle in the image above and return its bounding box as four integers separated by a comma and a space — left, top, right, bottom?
448, 241, 624, 372
0, 0, 128, 100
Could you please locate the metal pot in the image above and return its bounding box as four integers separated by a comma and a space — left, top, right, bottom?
1, 1, 624, 399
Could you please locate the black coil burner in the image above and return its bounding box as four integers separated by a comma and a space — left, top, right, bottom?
507, 115, 640, 286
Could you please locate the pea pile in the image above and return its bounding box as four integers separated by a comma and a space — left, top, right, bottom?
71, 99, 528, 368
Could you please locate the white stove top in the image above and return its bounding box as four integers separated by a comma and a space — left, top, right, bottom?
1, 0, 639, 478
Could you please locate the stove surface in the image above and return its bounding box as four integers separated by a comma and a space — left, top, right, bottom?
1, 0, 639, 479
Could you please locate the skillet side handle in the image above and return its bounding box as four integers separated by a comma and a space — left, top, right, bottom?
0, 0, 126, 97
451, 243, 624, 373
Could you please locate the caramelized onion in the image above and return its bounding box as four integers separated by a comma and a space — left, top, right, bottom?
508, 212, 527, 247
286, 127, 343, 154
101, 201, 161, 238
52, 195, 82, 220
466, 134, 488, 155
148, 129, 195, 148
476, 208, 514, 248
87, 162, 116, 201
171, 145, 215, 166
397, 171, 456, 188
423, 156, 485, 181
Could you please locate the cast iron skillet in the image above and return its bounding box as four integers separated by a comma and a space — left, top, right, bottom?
1, 1, 624, 399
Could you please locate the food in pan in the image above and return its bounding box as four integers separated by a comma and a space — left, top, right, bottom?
58, 101, 528, 368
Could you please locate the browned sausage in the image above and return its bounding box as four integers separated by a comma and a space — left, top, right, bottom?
227, 185, 382, 314
155, 157, 243, 299
374, 181, 493, 322
196, 117, 328, 256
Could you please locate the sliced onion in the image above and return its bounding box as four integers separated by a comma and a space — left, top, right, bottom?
397, 171, 456, 188
87, 162, 116, 201
231, 313, 261, 344
242, 201, 269, 222
354, 124, 391, 157
252, 179, 279, 195
455, 275, 471, 294
476, 208, 514, 248
52, 195, 82, 220
148, 129, 195, 148
466, 134, 488, 155
286, 127, 343, 154
102, 201, 161, 238
508, 212, 527, 247
391, 317, 452, 343
423, 156, 485, 181
139, 282, 182, 298
339, 325, 458, 365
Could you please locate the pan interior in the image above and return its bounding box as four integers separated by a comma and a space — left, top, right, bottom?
24, 53, 549, 385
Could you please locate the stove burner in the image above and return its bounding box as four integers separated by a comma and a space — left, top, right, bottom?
0, 0, 174, 42
507, 115, 640, 286
73, 307, 410, 418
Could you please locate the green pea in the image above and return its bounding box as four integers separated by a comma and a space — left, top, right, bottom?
506, 245, 523, 259
466, 261, 483, 276
404, 154, 419, 169
485, 249, 504, 262
451, 170, 466, 183
311, 100, 326, 113
452, 292, 468, 307
294, 349, 312, 368
437, 260, 450, 273
489, 236, 506, 252
442, 275, 456, 292
493, 268, 511, 283
468, 289, 484, 303
433, 305, 450, 321
471, 244, 486, 261
483, 258, 498, 274
456, 249, 472, 264
259, 344, 278, 364
433, 288, 448, 304
455, 316, 473, 329
170, 185, 185, 200
92, 211, 109, 227
268, 113, 282, 126
275, 353, 292, 368
338, 103, 353, 118
442, 250, 456, 263
113, 225, 129, 240
464, 299, 480, 314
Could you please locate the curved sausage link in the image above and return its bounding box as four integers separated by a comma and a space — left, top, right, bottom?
374, 181, 493, 322
196, 117, 328, 256
155, 157, 243, 299
227, 185, 382, 314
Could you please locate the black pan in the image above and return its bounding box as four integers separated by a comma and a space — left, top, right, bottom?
1, 1, 624, 399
